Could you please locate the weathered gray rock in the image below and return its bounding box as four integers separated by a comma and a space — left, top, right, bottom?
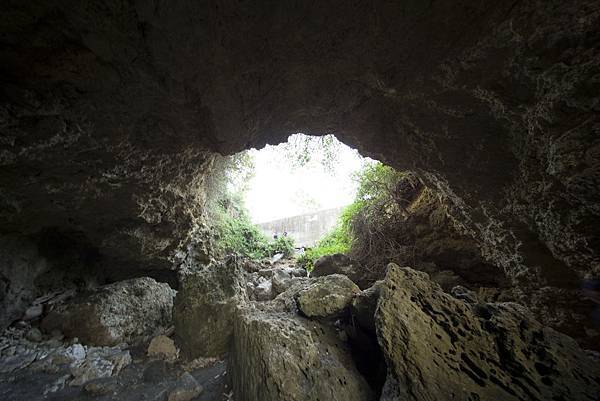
451, 285, 478, 304
42, 277, 175, 346
254, 279, 273, 301
284, 268, 307, 278
296, 274, 360, 318
311, 254, 361, 284
376, 263, 600, 401
271, 269, 292, 296
173, 260, 247, 358
69, 346, 132, 386
231, 304, 374, 401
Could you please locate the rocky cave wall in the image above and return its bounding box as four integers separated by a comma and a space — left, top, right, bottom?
1, 1, 599, 344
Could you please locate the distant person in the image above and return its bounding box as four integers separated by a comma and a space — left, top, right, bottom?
273, 232, 278, 240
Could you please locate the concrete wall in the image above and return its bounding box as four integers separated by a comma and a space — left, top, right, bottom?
257, 207, 344, 248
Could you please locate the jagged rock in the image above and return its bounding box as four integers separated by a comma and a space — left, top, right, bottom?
148, 335, 179, 361
258, 269, 275, 278
311, 254, 361, 284
254, 279, 273, 301
69, 347, 132, 386
271, 269, 292, 295
0, 350, 38, 374
351, 281, 383, 334
231, 304, 374, 401
451, 285, 478, 304
52, 343, 86, 365
284, 268, 307, 278
168, 372, 203, 401
376, 264, 600, 401
241, 260, 262, 273
296, 274, 360, 318
173, 260, 247, 358
41, 277, 175, 346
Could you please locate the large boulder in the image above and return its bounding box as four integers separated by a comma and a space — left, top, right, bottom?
376, 263, 600, 401
311, 254, 362, 285
41, 277, 175, 346
231, 303, 374, 401
296, 274, 360, 318
173, 260, 247, 358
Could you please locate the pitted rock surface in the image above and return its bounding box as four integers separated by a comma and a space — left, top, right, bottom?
376, 263, 600, 401
231, 305, 374, 401
173, 260, 247, 358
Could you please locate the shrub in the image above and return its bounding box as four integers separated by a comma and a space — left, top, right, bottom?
212, 188, 296, 261
269, 236, 296, 258
298, 162, 417, 272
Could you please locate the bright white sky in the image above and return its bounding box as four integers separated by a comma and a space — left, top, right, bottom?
242, 135, 372, 223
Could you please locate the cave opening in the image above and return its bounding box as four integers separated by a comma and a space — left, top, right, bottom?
1, 0, 600, 399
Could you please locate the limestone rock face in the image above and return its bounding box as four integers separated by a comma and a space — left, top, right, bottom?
231, 305, 374, 401
296, 274, 361, 318
376, 264, 600, 401
41, 278, 175, 346
173, 260, 247, 358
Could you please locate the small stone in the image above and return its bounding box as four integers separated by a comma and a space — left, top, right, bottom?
254, 280, 272, 301
26, 327, 43, 342
60, 344, 86, 364
70, 357, 114, 386
168, 372, 203, 401
23, 305, 43, 321
271, 270, 292, 296
148, 335, 178, 361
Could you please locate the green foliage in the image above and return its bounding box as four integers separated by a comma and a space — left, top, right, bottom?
209, 153, 296, 261
281, 133, 347, 171
269, 236, 295, 258
213, 200, 271, 260
297, 202, 358, 270
298, 162, 412, 270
